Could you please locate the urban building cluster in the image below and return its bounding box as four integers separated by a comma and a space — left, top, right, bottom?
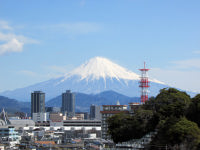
0, 89, 153, 149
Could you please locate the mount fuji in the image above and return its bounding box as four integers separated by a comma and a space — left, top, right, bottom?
1, 57, 167, 102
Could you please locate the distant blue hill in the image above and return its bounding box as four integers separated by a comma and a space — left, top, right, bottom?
46, 90, 140, 112
0, 96, 30, 114
1, 89, 196, 115
0, 90, 139, 114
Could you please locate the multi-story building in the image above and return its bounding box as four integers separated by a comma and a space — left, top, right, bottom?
0, 126, 20, 141
73, 113, 85, 120
49, 113, 66, 122
90, 104, 101, 120
63, 120, 101, 128
62, 90, 75, 117
32, 112, 49, 122
76, 112, 89, 120
100, 103, 129, 140
31, 91, 45, 117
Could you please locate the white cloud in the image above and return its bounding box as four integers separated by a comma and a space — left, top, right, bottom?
0, 32, 38, 44
0, 20, 13, 30
0, 38, 23, 55
0, 20, 38, 55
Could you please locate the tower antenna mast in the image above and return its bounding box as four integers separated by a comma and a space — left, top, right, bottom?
139, 62, 150, 103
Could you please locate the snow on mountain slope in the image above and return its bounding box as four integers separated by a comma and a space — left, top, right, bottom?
0, 57, 167, 101
61, 57, 140, 82
59, 57, 164, 84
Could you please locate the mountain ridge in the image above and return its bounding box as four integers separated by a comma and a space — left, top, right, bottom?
0, 57, 167, 101
46, 90, 140, 112
0, 90, 139, 114
0, 95, 30, 113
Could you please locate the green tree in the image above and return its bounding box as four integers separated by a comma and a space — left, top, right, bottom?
107, 109, 157, 143
150, 117, 200, 150
168, 117, 200, 150
107, 113, 133, 143
187, 94, 200, 127
107, 88, 200, 150
154, 88, 191, 119
149, 116, 179, 149
133, 109, 158, 135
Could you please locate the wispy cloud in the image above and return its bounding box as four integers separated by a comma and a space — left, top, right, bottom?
80, 0, 86, 7
47, 65, 71, 74
150, 58, 200, 93
19, 70, 59, 79
59, 22, 101, 34
0, 20, 13, 30
39, 22, 102, 35
19, 70, 38, 77
0, 32, 38, 44
193, 51, 200, 54
150, 67, 200, 93
45, 64, 74, 78
171, 59, 200, 69
19, 64, 73, 79
0, 20, 38, 55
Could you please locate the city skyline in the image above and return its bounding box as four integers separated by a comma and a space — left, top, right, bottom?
0, 0, 200, 93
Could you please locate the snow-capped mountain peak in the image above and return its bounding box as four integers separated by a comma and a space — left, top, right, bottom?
61, 57, 140, 82
0, 56, 167, 101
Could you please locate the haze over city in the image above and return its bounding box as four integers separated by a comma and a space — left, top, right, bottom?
0, 0, 200, 93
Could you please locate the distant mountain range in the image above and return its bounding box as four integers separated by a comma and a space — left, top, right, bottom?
0, 90, 140, 113
0, 96, 30, 114
46, 90, 140, 112
0, 57, 167, 102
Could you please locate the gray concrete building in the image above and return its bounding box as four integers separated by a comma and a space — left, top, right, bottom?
31, 91, 45, 117
90, 104, 101, 120
62, 90, 75, 117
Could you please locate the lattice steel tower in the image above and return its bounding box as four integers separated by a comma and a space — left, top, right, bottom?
139, 62, 150, 103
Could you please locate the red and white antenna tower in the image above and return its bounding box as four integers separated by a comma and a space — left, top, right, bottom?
139, 62, 150, 104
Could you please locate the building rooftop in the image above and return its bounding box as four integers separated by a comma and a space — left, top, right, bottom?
35, 141, 56, 145
102, 105, 128, 107
32, 91, 45, 94
129, 102, 141, 105
100, 110, 129, 114
10, 119, 35, 126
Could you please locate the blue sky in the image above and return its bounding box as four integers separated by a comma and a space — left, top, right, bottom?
0, 0, 200, 93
